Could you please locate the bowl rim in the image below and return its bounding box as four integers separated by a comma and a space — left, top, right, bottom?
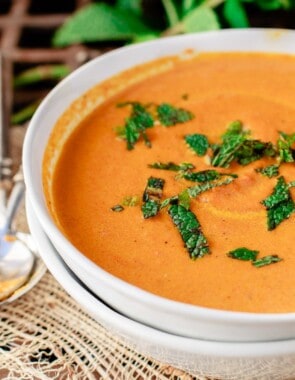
26, 195, 295, 358
23, 28, 295, 327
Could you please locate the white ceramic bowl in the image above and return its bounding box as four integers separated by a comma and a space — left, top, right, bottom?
26, 197, 295, 380
23, 29, 295, 342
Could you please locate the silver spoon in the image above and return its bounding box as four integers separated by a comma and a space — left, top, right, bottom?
0, 53, 46, 303
0, 174, 35, 300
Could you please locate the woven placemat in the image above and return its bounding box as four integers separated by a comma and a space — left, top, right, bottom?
0, 270, 201, 380
0, 200, 201, 380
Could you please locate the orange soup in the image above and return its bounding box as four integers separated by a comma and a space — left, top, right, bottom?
44, 52, 295, 313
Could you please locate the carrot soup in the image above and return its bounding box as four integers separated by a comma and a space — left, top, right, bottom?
43, 52, 295, 313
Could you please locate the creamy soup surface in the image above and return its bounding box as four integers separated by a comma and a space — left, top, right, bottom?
44, 52, 295, 313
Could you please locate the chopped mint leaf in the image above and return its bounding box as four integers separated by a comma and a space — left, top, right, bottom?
211, 120, 248, 167
160, 195, 178, 209
148, 162, 195, 171
142, 177, 165, 202
235, 140, 276, 166
141, 177, 165, 218
182, 169, 237, 183
157, 103, 194, 126
222, 120, 244, 138
227, 247, 259, 261
277, 131, 295, 163
252, 255, 282, 268
256, 164, 280, 178
111, 204, 124, 212
267, 198, 295, 231
262, 176, 290, 209
178, 189, 190, 210
187, 175, 236, 198
261, 176, 295, 230
212, 121, 277, 167
116, 102, 154, 150
185, 133, 209, 156
122, 195, 139, 207
168, 204, 210, 259
142, 199, 160, 219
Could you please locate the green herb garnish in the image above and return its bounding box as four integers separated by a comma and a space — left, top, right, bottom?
187, 175, 236, 198
178, 189, 191, 210
122, 195, 139, 207
227, 247, 258, 261
142, 199, 160, 219
235, 140, 276, 166
157, 103, 194, 126
148, 162, 195, 171
182, 169, 237, 183
141, 177, 165, 218
252, 255, 282, 268
261, 176, 295, 230
185, 133, 209, 156
116, 102, 154, 150
111, 204, 124, 212
277, 131, 295, 163
211, 120, 248, 167
168, 204, 210, 259
256, 164, 280, 178
211, 121, 276, 167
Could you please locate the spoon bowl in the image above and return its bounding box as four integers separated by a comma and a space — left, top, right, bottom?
0, 230, 46, 304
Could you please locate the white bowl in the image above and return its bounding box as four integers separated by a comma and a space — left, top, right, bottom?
26, 196, 295, 380
23, 29, 295, 342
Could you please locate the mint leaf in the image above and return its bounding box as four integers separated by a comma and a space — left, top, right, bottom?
141, 177, 165, 218
227, 247, 259, 261
187, 175, 236, 198
53, 3, 153, 47
117, 102, 154, 150
261, 176, 295, 230
277, 131, 295, 163
262, 176, 290, 209
178, 189, 191, 210
142, 199, 160, 219
252, 255, 282, 268
157, 103, 194, 126
256, 164, 280, 178
223, 0, 249, 28
185, 133, 209, 156
183, 170, 237, 183
122, 195, 139, 206
168, 204, 210, 259
111, 204, 124, 212
235, 140, 276, 165
116, 0, 143, 15
182, 6, 220, 33
148, 162, 195, 171
267, 199, 295, 231
211, 121, 248, 167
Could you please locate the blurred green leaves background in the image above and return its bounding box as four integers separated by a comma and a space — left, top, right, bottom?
53, 0, 295, 46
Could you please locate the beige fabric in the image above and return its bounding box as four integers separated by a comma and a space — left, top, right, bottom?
0, 270, 200, 379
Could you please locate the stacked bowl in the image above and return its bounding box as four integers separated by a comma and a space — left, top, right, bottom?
23, 29, 295, 379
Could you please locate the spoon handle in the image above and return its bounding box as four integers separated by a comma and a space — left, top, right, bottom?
0, 53, 12, 218
4, 181, 25, 230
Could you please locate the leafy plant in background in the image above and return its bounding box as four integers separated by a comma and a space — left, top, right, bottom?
52, 0, 295, 46
12, 0, 295, 124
